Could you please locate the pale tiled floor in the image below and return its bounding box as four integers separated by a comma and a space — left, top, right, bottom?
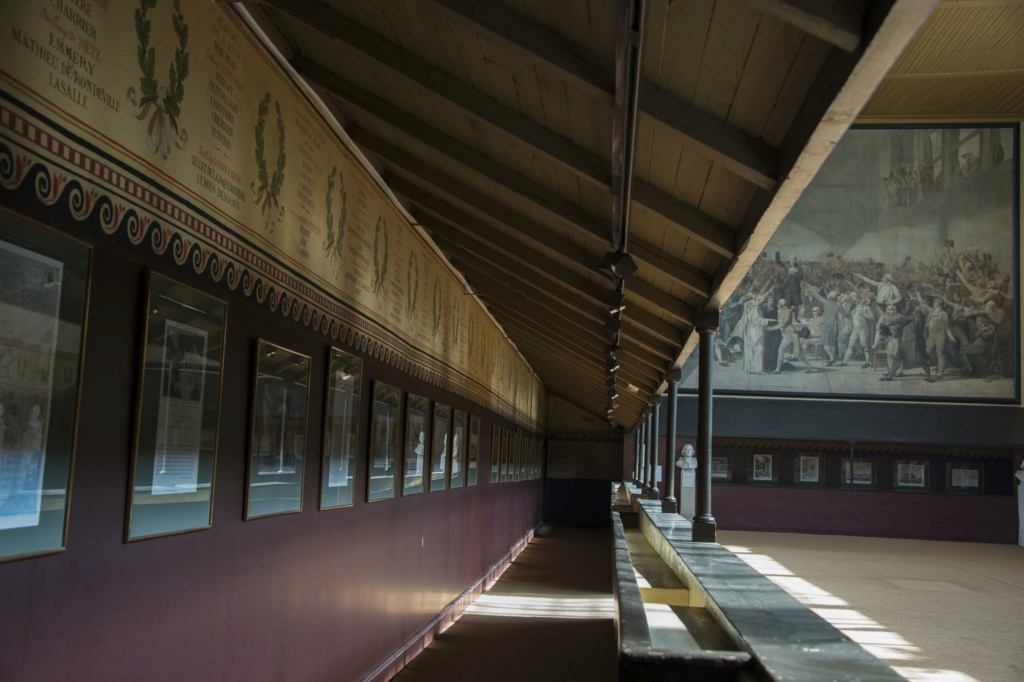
719, 531, 1024, 682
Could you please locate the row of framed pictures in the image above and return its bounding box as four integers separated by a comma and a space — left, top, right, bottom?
364, 382, 541, 503
134, 283, 544, 534
0, 211, 543, 562
711, 453, 987, 493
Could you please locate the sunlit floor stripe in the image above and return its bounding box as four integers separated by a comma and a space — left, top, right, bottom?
464, 594, 616, 619
723, 544, 982, 682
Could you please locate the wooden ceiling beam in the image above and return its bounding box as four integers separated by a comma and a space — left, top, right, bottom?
439, 238, 684, 349
461, 281, 674, 371
744, 0, 865, 52
267, 0, 609, 184
448, 250, 679, 350
353, 126, 711, 300
390, 176, 695, 325
482, 297, 667, 378
288, 51, 736, 261
426, 0, 779, 192
495, 315, 659, 388
506, 340, 648, 408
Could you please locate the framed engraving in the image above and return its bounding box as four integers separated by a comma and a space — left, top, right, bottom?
430, 403, 451, 492
467, 415, 480, 486
403, 394, 429, 496
490, 425, 500, 483
500, 427, 510, 483
320, 348, 362, 510
947, 461, 983, 493
895, 460, 929, 489
127, 273, 226, 540
245, 341, 311, 519
450, 409, 466, 489
842, 458, 875, 487
367, 382, 401, 502
751, 453, 775, 482
797, 454, 823, 485
710, 456, 731, 481
0, 212, 90, 562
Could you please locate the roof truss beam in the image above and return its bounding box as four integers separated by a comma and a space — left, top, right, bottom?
425, 0, 779, 190
278, 10, 737, 258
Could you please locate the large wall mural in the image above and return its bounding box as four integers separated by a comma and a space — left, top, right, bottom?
0, 0, 544, 427
682, 125, 1019, 403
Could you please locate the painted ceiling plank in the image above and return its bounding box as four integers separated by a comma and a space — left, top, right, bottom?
744, 0, 865, 52
263, 0, 611, 185
482, 293, 667, 376
349, 124, 709, 305
297, 55, 733, 269
455, 267, 673, 369
427, 0, 779, 189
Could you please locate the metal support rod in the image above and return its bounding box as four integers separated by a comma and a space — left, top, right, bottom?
693, 312, 719, 542
645, 410, 654, 495
633, 428, 641, 482
650, 396, 661, 498
663, 374, 680, 513
637, 422, 646, 486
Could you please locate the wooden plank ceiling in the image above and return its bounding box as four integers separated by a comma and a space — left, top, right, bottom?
237, 0, 939, 428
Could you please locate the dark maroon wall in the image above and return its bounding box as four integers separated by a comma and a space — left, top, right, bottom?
713, 486, 1016, 543
0, 218, 542, 682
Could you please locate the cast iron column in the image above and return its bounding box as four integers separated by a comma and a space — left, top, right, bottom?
633, 427, 641, 483
662, 370, 681, 513
650, 395, 662, 499
634, 417, 643, 485
645, 408, 654, 496
693, 311, 719, 542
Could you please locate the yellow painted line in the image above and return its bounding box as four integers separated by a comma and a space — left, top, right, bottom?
639, 587, 690, 606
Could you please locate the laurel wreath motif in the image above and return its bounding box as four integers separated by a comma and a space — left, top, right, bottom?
371, 216, 389, 297
127, 0, 190, 159
251, 92, 286, 232
406, 252, 419, 321
431, 276, 442, 337
451, 293, 460, 346
323, 165, 346, 267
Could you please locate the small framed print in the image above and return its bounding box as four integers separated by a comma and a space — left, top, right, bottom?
490, 425, 499, 483
895, 460, 929, 489
402, 394, 429, 496
128, 273, 226, 540
320, 348, 362, 510
797, 454, 822, 485
500, 427, 510, 483
368, 382, 402, 502
751, 454, 774, 482
430, 403, 451, 492
0, 212, 90, 562
947, 461, 983, 493
842, 458, 874, 487
710, 456, 731, 481
467, 415, 480, 486
450, 410, 467, 489
245, 341, 311, 519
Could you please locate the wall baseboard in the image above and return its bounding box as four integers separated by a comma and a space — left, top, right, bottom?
362, 527, 537, 682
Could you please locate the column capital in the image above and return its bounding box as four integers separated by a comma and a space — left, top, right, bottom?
665, 368, 683, 384
695, 309, 720, 332
650, 395, 663, 407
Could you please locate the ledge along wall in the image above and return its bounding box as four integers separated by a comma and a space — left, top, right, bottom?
672, 396, 1022, 543
0, 2, 544, 679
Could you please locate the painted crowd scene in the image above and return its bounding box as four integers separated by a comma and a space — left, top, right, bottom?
683, 126, 1018, 402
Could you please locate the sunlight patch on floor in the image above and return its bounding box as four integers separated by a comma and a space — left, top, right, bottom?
465, 594, 615, 619
723, 545, 978, 682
